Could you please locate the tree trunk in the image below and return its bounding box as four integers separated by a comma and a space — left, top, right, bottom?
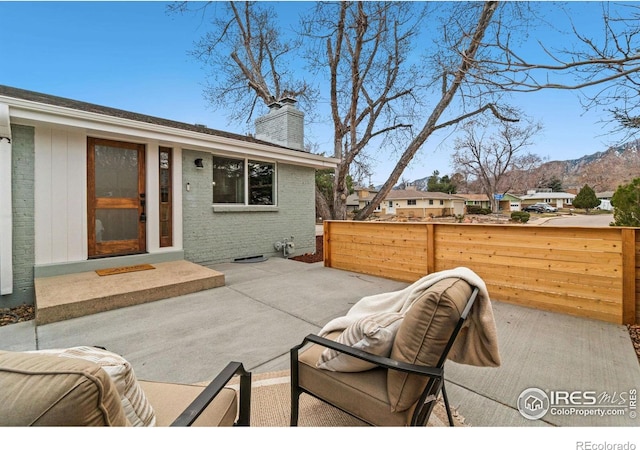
331, 159, 350, 220
353, 1, 499, 221
315, 185, 332, 223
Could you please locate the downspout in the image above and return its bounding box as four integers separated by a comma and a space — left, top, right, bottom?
0, 102, 12, 295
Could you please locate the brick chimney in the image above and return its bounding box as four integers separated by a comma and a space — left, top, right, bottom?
255, 97, 305, 151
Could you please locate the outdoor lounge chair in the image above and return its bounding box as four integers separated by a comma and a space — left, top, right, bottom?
290, 274, 496, 427
0, 348, 251, 426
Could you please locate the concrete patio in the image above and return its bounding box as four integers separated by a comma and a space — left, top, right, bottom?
1, 257, 639, 427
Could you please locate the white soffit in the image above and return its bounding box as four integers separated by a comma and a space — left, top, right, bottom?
2, 96, 339, 170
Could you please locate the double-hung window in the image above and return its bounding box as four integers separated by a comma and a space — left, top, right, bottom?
213, 156, 276, 205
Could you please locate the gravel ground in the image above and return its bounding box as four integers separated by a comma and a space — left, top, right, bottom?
0, 304, 35, 326
629, 324, 640, 364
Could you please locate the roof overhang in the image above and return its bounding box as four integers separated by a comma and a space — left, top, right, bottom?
0, 95, 339, 170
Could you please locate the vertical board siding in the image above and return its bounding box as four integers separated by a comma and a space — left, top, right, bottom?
324, 221, 637, 324
66, 132, 87, 260
50, 128, 69, 260
35, 127, 87, 264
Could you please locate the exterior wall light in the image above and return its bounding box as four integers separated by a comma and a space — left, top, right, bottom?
194, 158, 204, 169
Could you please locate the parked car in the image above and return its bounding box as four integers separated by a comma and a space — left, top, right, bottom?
533, 202, 558, 212
523, 205, 545, 213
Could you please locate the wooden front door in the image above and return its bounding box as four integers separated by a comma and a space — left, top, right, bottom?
87, 138, 146, 258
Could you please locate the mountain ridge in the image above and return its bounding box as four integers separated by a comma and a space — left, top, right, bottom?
401, 139, 640, 193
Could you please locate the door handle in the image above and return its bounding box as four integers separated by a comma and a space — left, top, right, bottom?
140, 193, 146, 222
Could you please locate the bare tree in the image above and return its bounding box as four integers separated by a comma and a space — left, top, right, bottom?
483, 3, 640, 136
173, 1, 316, 127
351, 2, 520, 220
302, 2, 431, 219
172, 1, 640, 220
173, 1, 519, 220
452, 115, 543, 212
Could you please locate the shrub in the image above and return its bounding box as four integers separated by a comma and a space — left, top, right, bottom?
611, 178, 640, 226
511, 211, 530, 223
466, 205, 491, 215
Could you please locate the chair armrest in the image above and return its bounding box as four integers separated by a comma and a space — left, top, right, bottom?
170, 361, 251, 427
293, 334, 443, 379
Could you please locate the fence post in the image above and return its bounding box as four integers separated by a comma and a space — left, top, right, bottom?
621, 228, 637, 324
427, 223, 435, 274
323, 221, 331, 268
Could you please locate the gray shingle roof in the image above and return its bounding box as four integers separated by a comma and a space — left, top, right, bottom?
0, 84, 301, 152
363, 189, 463, 201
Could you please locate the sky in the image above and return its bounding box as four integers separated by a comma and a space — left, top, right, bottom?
0, 1, 636, 187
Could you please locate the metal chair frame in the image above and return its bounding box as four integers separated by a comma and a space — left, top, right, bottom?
290, 287, 479, 426
171, 361, 251, 427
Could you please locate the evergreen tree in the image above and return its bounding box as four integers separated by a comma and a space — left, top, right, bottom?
572, 184, 600, 214
546, 176, 563, 192
427, 170, 457, 193
611, 178, 640, 227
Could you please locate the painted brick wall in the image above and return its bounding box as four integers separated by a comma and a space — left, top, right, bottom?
182, 149, 316, 264
3, 124, 35, 307
255, 104, 304, 151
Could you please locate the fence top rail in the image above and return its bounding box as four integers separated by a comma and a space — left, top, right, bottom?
324, 220, 634, 232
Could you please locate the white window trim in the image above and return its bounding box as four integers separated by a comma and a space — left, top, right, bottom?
212, 156, 278, 208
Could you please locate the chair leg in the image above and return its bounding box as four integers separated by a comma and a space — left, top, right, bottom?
441, 383, 455, 426
290, 348, 300, 426
290, 390, 300, 426
237, 371, 252, 426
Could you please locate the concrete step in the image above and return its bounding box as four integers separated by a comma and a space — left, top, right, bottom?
34, 260, 224, 325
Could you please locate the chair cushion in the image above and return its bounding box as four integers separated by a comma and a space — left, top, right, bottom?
29, 346, 156, 426
0, 350, 129, 426
138, 380, 238, 426
299, 339, 416, 426
387, 278, 472, 412
317, 312, 403, 372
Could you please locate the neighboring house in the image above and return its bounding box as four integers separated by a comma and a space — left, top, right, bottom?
500, 193, 523, 212
0, 85, 338, 307
457, 193, 523, 213
596, 191, 615, 211
519, 190, 575, 209
347, 186, 379, 213
345, 193, 360, 212
360, 186, 465, 218
460, 194, 491, 211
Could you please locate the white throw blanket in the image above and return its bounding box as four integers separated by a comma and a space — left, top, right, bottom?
319, 267, 501, 367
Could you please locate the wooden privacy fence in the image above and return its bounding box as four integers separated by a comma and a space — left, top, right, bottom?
323, 221, 639, 325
